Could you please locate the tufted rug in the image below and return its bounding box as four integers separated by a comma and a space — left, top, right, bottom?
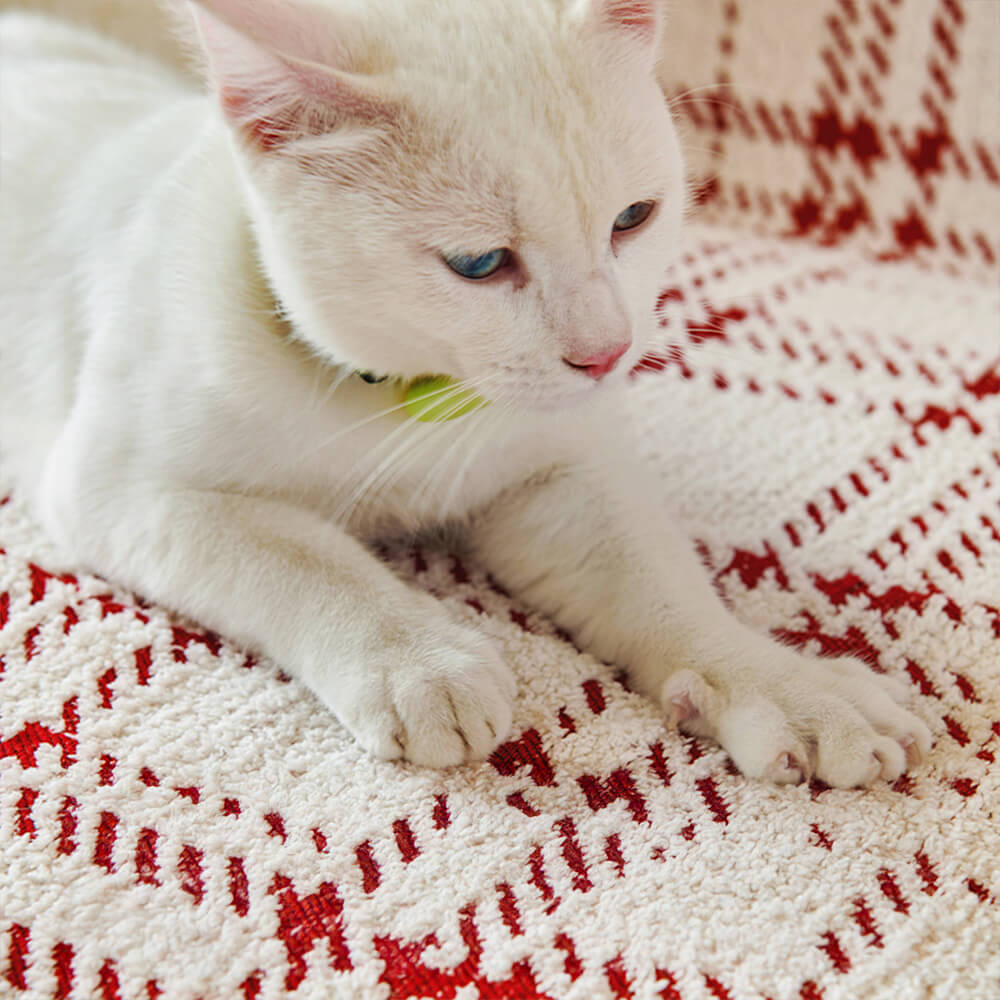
2, 224, 999, 999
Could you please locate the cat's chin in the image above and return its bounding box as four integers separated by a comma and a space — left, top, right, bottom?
490, 373, 629, 416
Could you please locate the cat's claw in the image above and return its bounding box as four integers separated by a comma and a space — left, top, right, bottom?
900, 733, 925, 767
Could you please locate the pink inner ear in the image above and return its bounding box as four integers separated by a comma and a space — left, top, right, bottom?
219, 88, 273, 150
601, 0, 658, 37
218, 59, 397, 150
195, 2, 397, 152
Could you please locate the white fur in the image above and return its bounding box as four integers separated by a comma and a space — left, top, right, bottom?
0, 0, 930, 783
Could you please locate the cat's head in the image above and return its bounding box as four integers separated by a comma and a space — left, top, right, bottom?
191, 0, 684, 412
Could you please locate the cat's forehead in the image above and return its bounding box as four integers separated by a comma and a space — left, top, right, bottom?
363, 0, 631, 128
382, 3, 660, 232
358, 0, 570, 64
318, 0, 675, 250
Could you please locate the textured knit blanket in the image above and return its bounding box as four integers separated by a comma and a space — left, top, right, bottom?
2, 223, 998, 999
3, 0, 999, 997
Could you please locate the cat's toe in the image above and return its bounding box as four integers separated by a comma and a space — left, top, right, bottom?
661, 669, 718, 737
816, 742, 882, 788
344, 689, 408, 762
872, 735, 908, 781
826, 663, 933, 777
446, 678, 513, 760
812, 706, 913, 787
762, 749, 810, 785
716, 694, 810, 783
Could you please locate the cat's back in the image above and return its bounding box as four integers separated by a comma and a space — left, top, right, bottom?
0, 12, 200, 275
0, 12, 205, 489
0, 12, 191, 194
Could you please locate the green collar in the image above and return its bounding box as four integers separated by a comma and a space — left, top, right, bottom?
358, 371, 488, 423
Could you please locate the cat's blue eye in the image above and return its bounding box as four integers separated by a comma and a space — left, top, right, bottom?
613, 200, 656, 233
443, 248, 510, 280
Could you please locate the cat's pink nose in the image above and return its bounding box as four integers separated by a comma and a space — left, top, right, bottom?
562, 342, 631, 380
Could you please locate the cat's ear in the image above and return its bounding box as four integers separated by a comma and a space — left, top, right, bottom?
189, 0, 397, 152
576, 0, 667, 63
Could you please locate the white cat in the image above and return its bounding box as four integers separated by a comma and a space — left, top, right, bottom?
0, 0, 932, 785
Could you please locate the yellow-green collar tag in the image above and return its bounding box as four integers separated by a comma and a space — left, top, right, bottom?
401, 375, 488, 422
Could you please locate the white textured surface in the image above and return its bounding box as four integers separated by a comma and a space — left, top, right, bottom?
2, 227, 998, 999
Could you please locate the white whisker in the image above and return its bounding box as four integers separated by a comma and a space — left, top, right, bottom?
299, 371, 503, 462
409, 404, 491, 513
329, 374, 506, 524
438, 405, 510, 519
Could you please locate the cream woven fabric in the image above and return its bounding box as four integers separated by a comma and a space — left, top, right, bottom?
3, 225, 998, 998
658, 0, 1000, 280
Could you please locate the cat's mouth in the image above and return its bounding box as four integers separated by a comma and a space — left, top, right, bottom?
502, 366, 633, 414
353, 358, 632, 422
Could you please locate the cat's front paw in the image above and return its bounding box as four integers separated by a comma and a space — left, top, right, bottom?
333, 624, 516, 768
661, 649, 932, 788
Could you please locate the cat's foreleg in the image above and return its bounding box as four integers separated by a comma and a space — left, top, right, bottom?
469, 464, 931, 787
41, 483, 515, 766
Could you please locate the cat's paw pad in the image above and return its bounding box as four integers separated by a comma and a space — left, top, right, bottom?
660, 650, 932, 788
342, 627, 516, 768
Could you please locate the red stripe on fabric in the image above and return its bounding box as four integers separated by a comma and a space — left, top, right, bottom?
696, 776, 730, 824
228, 857, 250, 916
851, 897, 884, 947
134, 646, 152, 685
98, 959, 121, 1000
14, 788, 38, 839
5, 924, 30, 990
178, 845, 205, 904
506, 792, 540, 817
554, 933, 583, 981
355, 841, 381, 893
57, 796, 79, 855
393, 818, 420, 862
554, 817, 593, 892
877, 869, 910, 913
135, 829, 161, 886
496, 883, 523, 936
527, 846, 557, 904
93, 812, 119, 873
605, 955, 634, 998
52, 942, 75, 999
648, 742, 673, 786
604, 834, 626, 877
432, 794, 451, 830
97, 668, 116, 709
